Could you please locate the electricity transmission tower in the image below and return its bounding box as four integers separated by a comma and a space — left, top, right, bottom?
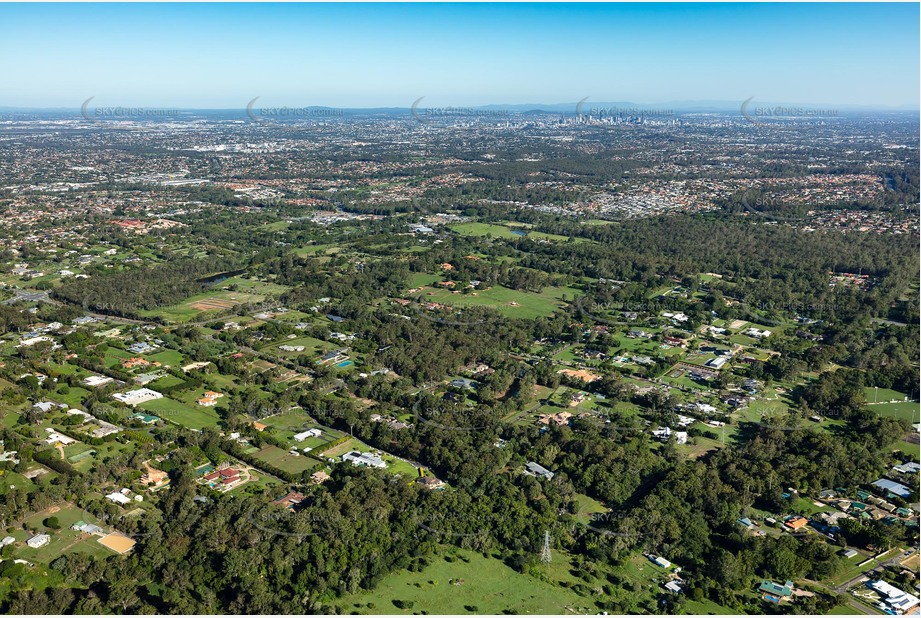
540, 530, 552, 564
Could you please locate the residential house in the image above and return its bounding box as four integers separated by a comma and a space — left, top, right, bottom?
759, 579, 794, 601
26, 534, 50, 549
868, 580, 921, 615
293, 428, 322, 442
524, 461, 555, 480
342, 451, 386, 469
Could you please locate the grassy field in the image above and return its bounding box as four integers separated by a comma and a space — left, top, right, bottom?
868, 401, 919, 423
334, 547, 597, 615
293, 244, 341, 257
259, 410, 314, 430
262, 336, 338, 358
135, 275, 288, 323
449, 221, 575, 242
409, 283, 581, 320
146, 349, 184, 367
894, 438, 920, 458
863, 387, 909, 402
11, 503, 116, 564
137, 396, 221, 430
683, 597, 738, 614
253, 445, 322, 474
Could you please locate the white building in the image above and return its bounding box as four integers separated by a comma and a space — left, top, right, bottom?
652, 555, 672, 569
44, 429, 76, 446
83, 375, 114, 387
868, 580, 920, 615
18, 336, 52, 347
27, 534, 50, 548
293, 428, 322, 442
652, 427, 688, 445
112, 388, 163, 406
105, 491, 132, 505
342, 451, 387, 469
524, 461, 555, 480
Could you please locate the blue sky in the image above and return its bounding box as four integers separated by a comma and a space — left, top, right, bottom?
0, 3, 917, 109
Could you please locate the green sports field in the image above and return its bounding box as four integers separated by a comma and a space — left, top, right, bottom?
867, 401, 919, 423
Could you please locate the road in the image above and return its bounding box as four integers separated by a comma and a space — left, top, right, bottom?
821, 547, 919, 615
2, 287, 53, 305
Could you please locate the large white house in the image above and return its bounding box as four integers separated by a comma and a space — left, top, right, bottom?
868, 580, 920, 615
112, 388, 163, 406
27, 534, 50, 548
293, 428, 322, 442
342, 451, 386, 469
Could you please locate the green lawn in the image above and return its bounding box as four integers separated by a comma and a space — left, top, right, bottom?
259, 410, 314, 430
334, 547, 597, 615
262, 336, 338, 358
868, 401, 919, 423
409, 283, 581, 320
252, 445, 322, 474
146, 349, 184, 367
137, 397, 221, 430
683, 597, 738, 614
449, 221, 575, 242
12, 503, 116, 564
863, 387, 909, 403
894, 438, 920, 458
52, 386, 91, 408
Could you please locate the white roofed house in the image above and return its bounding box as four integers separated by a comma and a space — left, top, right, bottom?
27, 533, 50, 548
112, 388, 163, 406
83, 375, 115, 388
44, 428, 76, 446
293, 428, 322, 442
652, 427, 688, 445
342, 451, 387, 469
105, 491, 132, 505
868, 580, 921, 615
524, 461, 555, 480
